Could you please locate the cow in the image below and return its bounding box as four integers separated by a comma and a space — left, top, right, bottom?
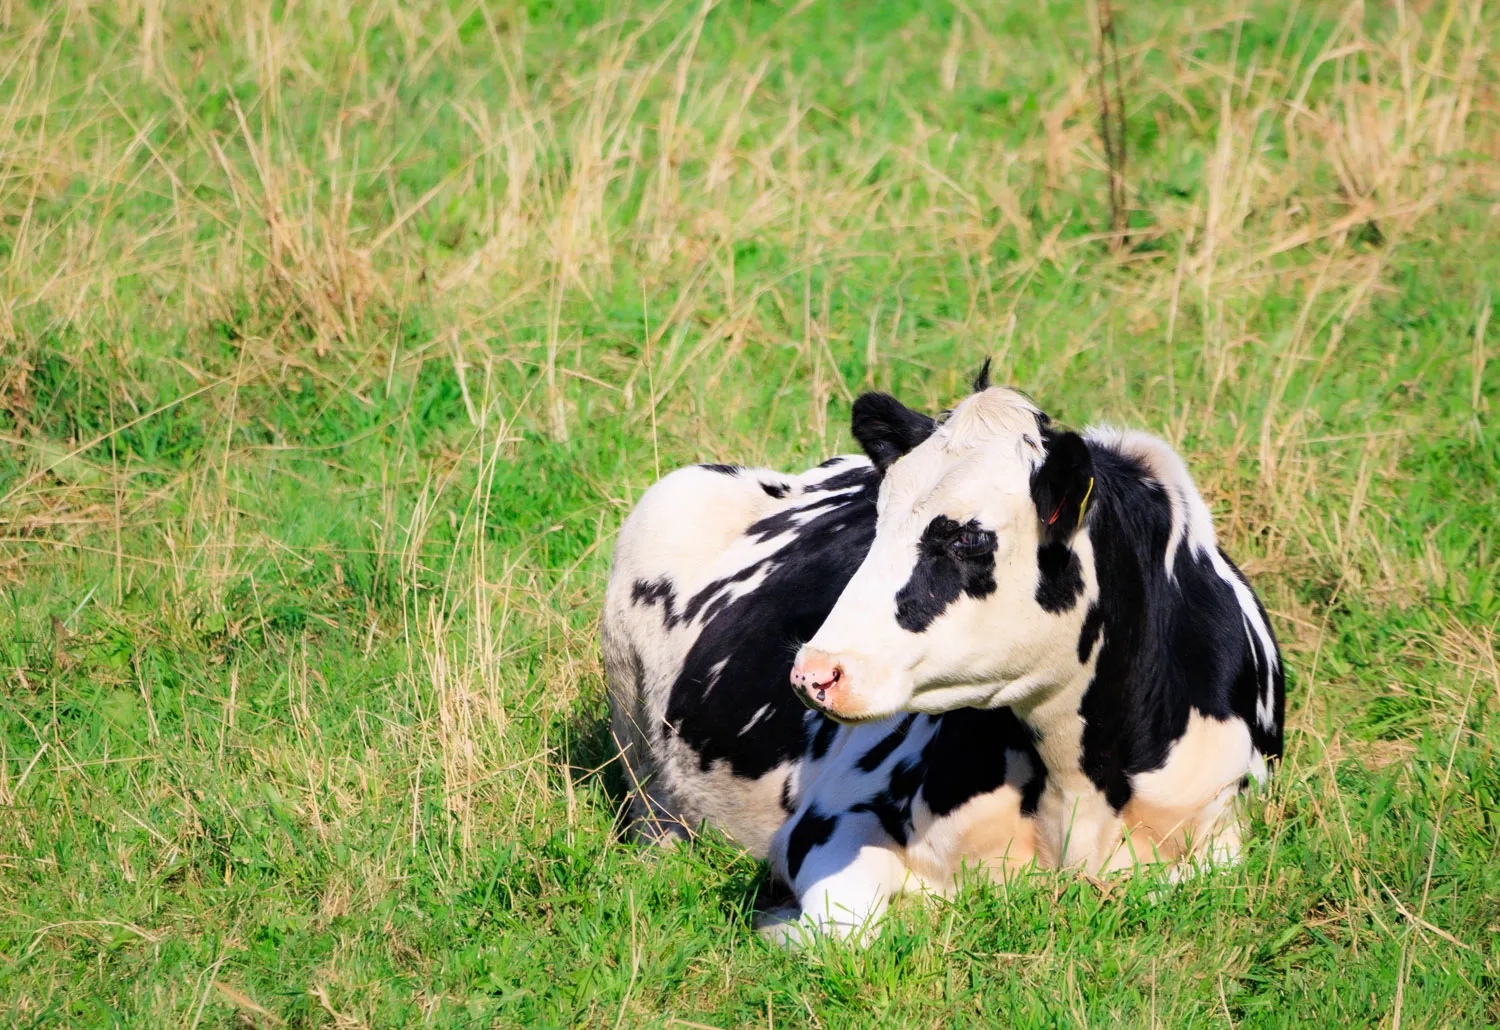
602, 368, 1284, 944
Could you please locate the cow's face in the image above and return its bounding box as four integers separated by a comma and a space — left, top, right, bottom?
790, 385, 1095, 722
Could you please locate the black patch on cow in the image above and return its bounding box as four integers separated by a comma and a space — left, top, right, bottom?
761, 481, 789, 499
919, 707, 1044, 819
805, 466, 875, 493
631, 577, 680, 627
1077, 603, 1104, 663
639, 557, 801, 635
741, 491, 867, 546
972, 357, 993, 392
1064, 444, 1286, 814
1216, 549, 1286, 759
785, 808, 838, 880
851, 392, 937, 473
1035, 542, 1085, 613
852, 756, 924, 846
895, 516, 998, 632
809, 715, 839, 760
661, 464, 880, 779
850, 757, 924, 847
816, 456, 847, 469
779, 774, 797, 814
700, 463, 741, 475
855, 714, 916, 772
1019, 758, 1046, 815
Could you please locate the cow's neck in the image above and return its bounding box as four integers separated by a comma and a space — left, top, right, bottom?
1009, 640, 1100, 792
1022, 453, 1181, 812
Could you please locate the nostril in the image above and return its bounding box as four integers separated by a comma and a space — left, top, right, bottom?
812, 665, 842, 704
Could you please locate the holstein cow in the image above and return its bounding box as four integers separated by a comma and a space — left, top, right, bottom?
602, 368, 1284, 943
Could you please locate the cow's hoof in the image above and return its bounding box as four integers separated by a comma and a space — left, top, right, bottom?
753, 905, 810, 950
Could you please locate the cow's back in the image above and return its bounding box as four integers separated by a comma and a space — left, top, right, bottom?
603, 457, 877, 856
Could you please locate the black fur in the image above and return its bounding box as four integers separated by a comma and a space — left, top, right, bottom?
851, 392, 938, 473
805, 467, 876, 493
1031, 429, 1094, 545
785, 809, 838, 880
809, 714, 840, 760
845, 709, 1046, 849
700, 463, 741, 475
1076, 603, 1104, 664
919, 708, 1046, 818
761, 481, 789, 499
855, 715, 916, 773
850, 758, 923, 846
1034, 543, 1085, 613
895, 516, 998, 632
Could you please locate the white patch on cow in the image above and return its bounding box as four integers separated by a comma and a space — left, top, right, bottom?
904, 756, 1038, 889
764, 819, 913, 946
696, 561, 776, 626
1130, 710, 1251, 815
1216, 559, 1279, 734
1247, 749, 1269, 786
739, 703, 773, 735
941, 389, 1048, 458
1019, 661, 1127, 872
704, 656, 730, 694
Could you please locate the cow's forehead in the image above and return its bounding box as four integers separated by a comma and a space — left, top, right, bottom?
880, 388, 1045, 524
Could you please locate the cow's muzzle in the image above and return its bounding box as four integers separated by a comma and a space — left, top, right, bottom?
790, 651, 866, 722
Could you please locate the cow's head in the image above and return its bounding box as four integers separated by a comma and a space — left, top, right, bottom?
790, 374, 1097, 722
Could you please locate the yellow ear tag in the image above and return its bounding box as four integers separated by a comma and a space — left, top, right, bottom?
1077, 476, 1095, 525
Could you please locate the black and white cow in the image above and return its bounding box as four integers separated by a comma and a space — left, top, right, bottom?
602, 370, 1284, 943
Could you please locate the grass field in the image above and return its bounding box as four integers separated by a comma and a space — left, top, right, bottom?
1, 0, 1498, 1025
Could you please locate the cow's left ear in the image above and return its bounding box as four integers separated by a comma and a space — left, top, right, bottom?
851, 392, 938, 473
1031, 431, 1094, 544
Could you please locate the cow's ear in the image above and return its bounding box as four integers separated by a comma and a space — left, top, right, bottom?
851, 392, 937, 473
1032, 430, 1094, 543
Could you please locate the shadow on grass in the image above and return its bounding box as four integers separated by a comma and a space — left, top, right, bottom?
559, 692, 633, 837
559, 694, 793, 932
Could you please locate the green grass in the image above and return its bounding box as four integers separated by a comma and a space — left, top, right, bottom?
2, 0, 1498, 1026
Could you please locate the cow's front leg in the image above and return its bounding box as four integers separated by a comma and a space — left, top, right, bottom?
761, 812, 909, 948
1035, 781, 1126, 872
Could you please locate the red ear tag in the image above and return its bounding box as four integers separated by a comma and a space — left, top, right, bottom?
1047, 498, 1066, 526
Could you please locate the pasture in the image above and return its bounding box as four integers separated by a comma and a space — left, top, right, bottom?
1, 0, 1497, 1025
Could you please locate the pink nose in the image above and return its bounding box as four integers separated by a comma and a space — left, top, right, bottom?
790, 653, 843, 704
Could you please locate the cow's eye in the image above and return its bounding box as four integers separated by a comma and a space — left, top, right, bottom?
950, 529, 994, 559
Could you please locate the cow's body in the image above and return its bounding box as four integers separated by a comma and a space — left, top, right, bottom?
603, 381, 1284, 943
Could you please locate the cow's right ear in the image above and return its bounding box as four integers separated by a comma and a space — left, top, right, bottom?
851, 392, 937, 473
